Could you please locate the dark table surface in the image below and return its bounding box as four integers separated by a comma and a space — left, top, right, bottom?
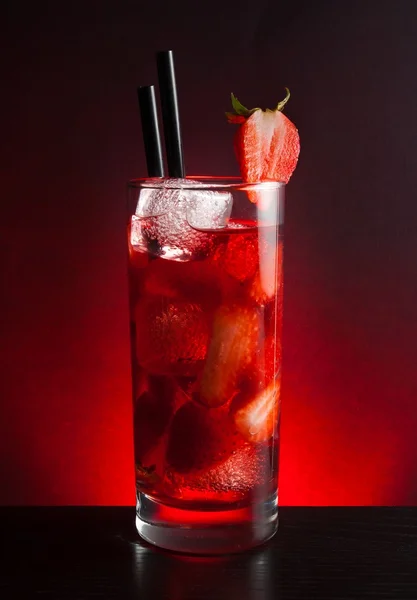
1, 507, 417, 599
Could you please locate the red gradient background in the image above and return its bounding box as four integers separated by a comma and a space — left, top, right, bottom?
1, 0, 417, 506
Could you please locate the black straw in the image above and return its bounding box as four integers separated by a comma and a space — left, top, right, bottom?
156, 50, 185, 178
137, 85, 164, 177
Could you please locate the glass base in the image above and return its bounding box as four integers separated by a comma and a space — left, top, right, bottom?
136, 491, 278, 555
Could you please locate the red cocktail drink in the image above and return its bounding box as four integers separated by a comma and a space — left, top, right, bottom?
128, 178, 285, 553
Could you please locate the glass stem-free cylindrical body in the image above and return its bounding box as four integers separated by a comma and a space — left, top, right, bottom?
127, 177, 285, 554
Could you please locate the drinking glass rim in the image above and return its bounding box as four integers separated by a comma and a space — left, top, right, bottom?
128, 176, 286, 191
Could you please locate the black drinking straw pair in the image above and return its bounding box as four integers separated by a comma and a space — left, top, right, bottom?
137, 50, 185, 178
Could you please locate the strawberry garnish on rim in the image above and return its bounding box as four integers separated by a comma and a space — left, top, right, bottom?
226, 88, 300, 191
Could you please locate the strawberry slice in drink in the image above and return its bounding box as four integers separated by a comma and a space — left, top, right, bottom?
197, 305, 261, 408
231, 378, 281, 443
226, 89, 300, 187
134, 297, 209, 377
221, 233, 259, 282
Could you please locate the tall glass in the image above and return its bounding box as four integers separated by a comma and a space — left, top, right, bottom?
127, 177, 285, 554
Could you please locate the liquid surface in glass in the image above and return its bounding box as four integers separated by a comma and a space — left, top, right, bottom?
128, 214, 283, 510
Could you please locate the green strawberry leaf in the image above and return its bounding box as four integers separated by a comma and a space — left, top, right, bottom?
231, 93, 250, 116
227, 89, 291, 124
230, 93, 260, 117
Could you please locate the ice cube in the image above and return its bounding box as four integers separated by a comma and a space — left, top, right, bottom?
134, 296, 209, 376
165, 443, 271, 498
134, 179, 233, 261
130, 215, 152, 254
206, 444, 270, 492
